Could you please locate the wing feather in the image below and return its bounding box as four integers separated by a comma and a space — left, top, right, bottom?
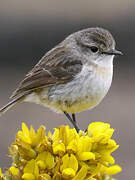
11, 44, 82, 98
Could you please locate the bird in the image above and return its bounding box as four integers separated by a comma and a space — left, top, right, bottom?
0, 27, 122, 132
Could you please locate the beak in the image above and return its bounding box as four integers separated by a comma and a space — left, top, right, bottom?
103, 49, 123, 56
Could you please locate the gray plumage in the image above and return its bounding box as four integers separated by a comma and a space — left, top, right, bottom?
0, 27, 121, 121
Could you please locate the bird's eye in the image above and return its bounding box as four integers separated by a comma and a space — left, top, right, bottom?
90, 46, 99, 53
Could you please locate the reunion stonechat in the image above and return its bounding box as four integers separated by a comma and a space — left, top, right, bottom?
0, 27, 122, 131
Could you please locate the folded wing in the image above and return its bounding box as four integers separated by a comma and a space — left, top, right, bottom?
11, 44, 82, 98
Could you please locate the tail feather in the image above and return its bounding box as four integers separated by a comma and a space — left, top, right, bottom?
0, 95, 25, 117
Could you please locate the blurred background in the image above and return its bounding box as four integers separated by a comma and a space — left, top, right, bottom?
0, 0, 135, 179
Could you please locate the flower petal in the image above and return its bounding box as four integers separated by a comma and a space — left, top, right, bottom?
9, 166, 19, 176
72, 166, 87, 180
0, 168, 3, 178
60, 154, 78, 173
78, 152, 95, 161
22, 173, 35, 180
62, 168, 76, 179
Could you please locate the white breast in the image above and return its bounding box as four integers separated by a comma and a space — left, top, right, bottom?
24, 58, 113, 114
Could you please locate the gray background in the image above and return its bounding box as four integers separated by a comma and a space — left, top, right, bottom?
0, 1, 135, 179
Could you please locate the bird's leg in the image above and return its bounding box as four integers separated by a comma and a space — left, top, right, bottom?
72, 113, 76, 122
64, 112, 80, 132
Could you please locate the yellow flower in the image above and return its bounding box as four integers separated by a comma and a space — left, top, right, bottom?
22, 173, 35, 180
72, 165, 88, 180
1, 122, 122, 180
22, 159, 39, 180
52, 125, 79, 154
66, 139, 78, 153
76, 136, 95, 161
17, 123, 46, 148
0, 168, 3, 178
38, 174, 51, 180
36, 151, 55, 170
60, 154, 78, 179
88, 122, 114, 142
87, 122, 119, 166
15, 123, 48, 160
100, 165, 122, 175
9, 166, 19, 176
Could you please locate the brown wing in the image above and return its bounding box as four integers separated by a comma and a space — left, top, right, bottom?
11, 44, 82, 98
